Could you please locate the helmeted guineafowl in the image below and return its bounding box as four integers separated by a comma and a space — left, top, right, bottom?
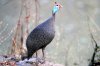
22, 2, 62, 60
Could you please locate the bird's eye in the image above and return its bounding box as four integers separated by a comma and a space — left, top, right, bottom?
56, 5, 58, 6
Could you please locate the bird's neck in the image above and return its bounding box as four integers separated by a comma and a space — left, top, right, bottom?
52, 12, 56, 21
50, 12, 55, 31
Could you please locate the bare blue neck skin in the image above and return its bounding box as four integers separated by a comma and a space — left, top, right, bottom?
52, 6, 59, 15
52, 5, 59, 19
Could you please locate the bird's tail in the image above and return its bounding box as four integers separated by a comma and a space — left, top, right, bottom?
21, 55, 27, 60
27, 51, 34, 60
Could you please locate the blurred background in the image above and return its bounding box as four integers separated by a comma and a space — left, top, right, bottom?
0, 0, 100, 66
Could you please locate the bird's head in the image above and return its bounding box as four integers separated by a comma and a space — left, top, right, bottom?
52, 2, 62, 14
